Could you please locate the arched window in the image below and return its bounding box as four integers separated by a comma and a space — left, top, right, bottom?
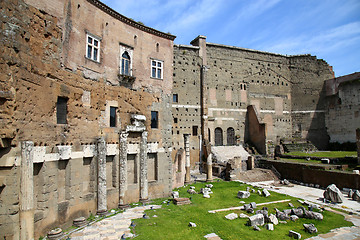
121, 51, 130, 76
215, 127, 223, 146
227, 127, 235, 146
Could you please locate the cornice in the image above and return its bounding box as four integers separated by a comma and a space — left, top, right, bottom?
87, 0, 176, 41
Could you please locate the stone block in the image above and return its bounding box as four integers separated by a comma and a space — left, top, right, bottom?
248, 214, 265, 227
237, 191, 250, 199
173, 198, 191, 205
323, 184, 344, 203
266, 223, 274, 231
268, 214, 278, 225
289, 230, 301, 239
263, 189, 270, 197
225, 213, 238, 220
303, 223, 317, 234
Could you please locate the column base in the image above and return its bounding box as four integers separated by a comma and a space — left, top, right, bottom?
96, 209, 108, 216
140, 198, 151, 204
118, 204, 131, 210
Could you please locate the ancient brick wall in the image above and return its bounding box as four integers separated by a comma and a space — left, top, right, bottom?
325, 74, 360, 144
172, 45, 202, 167
289, 56, 334, 149
172, 37, 335, 161
205, 43, 293, 147
0, 0, 174, 238
261, 159, 360, 190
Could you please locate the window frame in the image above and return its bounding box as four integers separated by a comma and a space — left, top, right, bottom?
109, 106, 117, 127
86, 33, 100, 62
56, 96, 68, 124
119, 44, 134, 76
151, 59, 163, 79
192, 126, 198, 136
121, 51, 131, 76
151, 111, 158, 129
173, 94, 178, 103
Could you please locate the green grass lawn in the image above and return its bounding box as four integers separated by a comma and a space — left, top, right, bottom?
132, 181, 352, 239
284, 151, 357, 158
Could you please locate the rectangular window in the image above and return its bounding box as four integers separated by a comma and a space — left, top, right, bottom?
174, 118, 178, 123
86, 34, 100, 62
151, 59, 163, 79
192, 126, 198, 136
57, 97, 68, 124
110, 106, 117, 127
173, 94, 178, 103
151, 111, 158, 129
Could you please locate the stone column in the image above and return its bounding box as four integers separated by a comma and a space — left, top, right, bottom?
140, 131, 148, 202
20, 141, 34, 240
206, 153, 213, 182
96, 137, 107, 215
357, 128, 360, 165
184, 134, 191, 184
247, 156, 255, 170
118, 131, 129, 209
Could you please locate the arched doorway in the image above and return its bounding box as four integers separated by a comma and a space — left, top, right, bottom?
227, 127, 235, 146
215, 127, 223, 146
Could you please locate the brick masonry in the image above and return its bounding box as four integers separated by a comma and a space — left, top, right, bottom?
172, 36, 334, 165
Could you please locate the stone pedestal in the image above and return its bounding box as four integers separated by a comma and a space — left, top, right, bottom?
206, 153, 213, 182
184, 134, 191, 184
247, 156, 254, 170
119, 131, 130, 209
20, 141, 34, 240
140, 131, 149, 202
96, 137, 107, 215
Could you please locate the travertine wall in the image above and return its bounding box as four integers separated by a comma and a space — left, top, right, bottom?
0, 0, 174, 238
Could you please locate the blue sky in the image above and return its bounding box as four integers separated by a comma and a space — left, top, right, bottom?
103, 0, 360, 77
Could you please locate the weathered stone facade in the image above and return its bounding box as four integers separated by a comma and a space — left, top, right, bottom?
325, 72, 360, 144
0, 0, 175, 238
0, 0, 353, 238
172, 36, 334, 168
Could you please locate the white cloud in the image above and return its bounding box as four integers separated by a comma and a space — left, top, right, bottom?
261, 21, 360, 55
157, 0, 225, 34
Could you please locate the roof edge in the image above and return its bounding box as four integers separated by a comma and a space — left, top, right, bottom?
87, 0, 176, 41
206, 42, 314, 58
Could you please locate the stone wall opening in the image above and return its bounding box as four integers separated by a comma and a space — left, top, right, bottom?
215, 127, 223, 146
227, 127, 235, 146
148, 153, 158, 182
245, 105, 266, 155
127, 154, 137, 184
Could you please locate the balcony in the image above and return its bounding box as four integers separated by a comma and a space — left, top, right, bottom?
118, 74, 136, 88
